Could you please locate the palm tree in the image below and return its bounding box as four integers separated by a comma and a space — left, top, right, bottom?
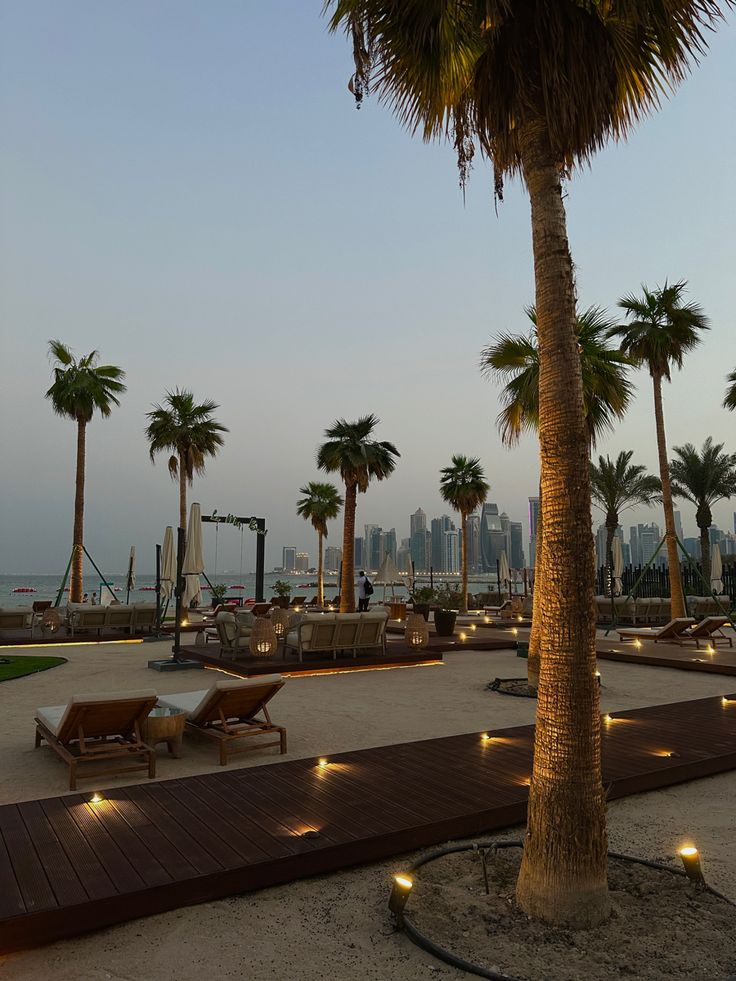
439, 456, 490, 613
670, 439, 736, 592
326, 0, 727, 928
610, 282, 709, 619
590, 452, 661, 598
46, 341, 126, 603
296, 482, 344, 606
724, 369, 736, 412
481, 306, 633, 687
317, 415, 399, 612
145, 390, 228, 532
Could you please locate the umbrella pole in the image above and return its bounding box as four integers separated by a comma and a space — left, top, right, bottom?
173, 526, 185, 661
255, 520, 266, 603
155, 544, 162, 633
82, 546, 116, 603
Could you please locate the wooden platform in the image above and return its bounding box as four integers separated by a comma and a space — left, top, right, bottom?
597, 639, 736, 676
179, 632, 514, 678
1, 693, 735, 952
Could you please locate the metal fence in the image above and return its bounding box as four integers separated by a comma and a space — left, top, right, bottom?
596, 562, 736, 603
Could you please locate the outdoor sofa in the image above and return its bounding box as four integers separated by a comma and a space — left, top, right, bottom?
284, 609, 389, 662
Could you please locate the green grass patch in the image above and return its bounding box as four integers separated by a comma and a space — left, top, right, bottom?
0, 655, 67, 682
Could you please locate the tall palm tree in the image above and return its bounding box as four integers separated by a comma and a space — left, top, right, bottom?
724, 369, 736, 412
481, 306, 633, 687
610, 282, 709, 618
670, 439, 736, 592
145, 390, 228, 532
317, 415, 399, 612
590, 452, 661, 598
325, 0, 727, 927
296, 482, 344, 606
45, 341, 126, 603
439, 456, 490, 613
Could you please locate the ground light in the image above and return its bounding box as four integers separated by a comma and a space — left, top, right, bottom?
89, 792, 104, 805
679, 846, 705, 886
388, 874, 413, 916
317, 758, 329, 769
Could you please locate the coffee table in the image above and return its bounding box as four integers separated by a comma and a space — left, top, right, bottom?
143, 706, 187, 757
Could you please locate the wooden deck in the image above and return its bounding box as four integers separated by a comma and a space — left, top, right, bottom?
179, 632, 514, 678
597, 639, 736, 676
1, 693, 735, 952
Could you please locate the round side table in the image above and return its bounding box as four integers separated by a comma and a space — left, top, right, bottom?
143, 706, 187, 758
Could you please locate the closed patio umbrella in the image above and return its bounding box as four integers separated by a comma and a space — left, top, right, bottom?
182, 503, 204, 608
499, 551, 511, 597
612, 536, 624, 597
710, 543, 723, 595
160, 527, 175, 601
125, 546, 136, 603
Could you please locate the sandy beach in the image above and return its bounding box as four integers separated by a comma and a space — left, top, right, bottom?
1, 640, 734, 979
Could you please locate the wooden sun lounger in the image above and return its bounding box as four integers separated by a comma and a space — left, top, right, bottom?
617, 617, 696, 644
35, 690, 157, 790
682, 616, 733, 648
157, 676, 287, 766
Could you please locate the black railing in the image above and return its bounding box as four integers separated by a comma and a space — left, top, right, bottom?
595, 562, 736, 602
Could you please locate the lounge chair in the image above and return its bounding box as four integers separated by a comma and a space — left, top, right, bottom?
215, 610, 253, 657
289, 595, 307, 608
35, 690, 157, 790
157, 675, 287, 765
616, 618, 696, 644
682, 616, 733, 648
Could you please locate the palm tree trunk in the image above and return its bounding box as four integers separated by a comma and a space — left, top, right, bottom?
340, 482, 357, 613
699, 520, 711, 596
515, 117, 609, 928
70, 418, 87, 603
651, 373, 686, 618
317, 531, 325, 607
605, 521, 616, 600
460, 511, 468, 614
527, 481, 543, 690
179, 454, 187, 536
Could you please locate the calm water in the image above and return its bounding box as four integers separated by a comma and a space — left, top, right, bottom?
0, 572, 512, 607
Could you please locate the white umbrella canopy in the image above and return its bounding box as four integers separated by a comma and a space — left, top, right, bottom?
499, 551, 510, 584
374, 554, 405, 601
161, 527, 175, 601
612, 536, 624, 597
710, 543, 723, 594
182, 503, 204, 607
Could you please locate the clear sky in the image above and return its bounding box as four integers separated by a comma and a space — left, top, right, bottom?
1, 2, 734, 576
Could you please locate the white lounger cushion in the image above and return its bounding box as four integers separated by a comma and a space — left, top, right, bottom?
158, 675, 283, 720
37, 689, 158, 737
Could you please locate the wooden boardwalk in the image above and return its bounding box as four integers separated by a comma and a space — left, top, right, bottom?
597, 639, 736, 676
1, 693, 734, 952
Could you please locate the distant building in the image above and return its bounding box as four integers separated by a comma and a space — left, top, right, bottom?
383, 528, 398, 565
629, 525, 640, 566
639, 523, 661, 566
282, 547, 296, 574
442, 530, 460, 574
366, 526, 383, 571
324, 546, 342, 573
480, 503, 501, 572
674, 510, 684, 543
509, 521, 525, 569
410, 508, 428, 572
295, 552, 309, 574
354, 537, 364, 569
431, 516, 453, 572
528, 497, 540, 567
683, 537, 700, 559
396, 545, 412, 574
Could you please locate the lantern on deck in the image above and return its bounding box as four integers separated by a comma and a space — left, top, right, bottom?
405, 613, 429, 650
249, 617, 277, 657
270, 607, 290, 640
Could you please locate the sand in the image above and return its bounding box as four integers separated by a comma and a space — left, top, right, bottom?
1, 639, 734, 980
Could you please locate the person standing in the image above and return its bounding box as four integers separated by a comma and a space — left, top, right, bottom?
357, 571, 370, 612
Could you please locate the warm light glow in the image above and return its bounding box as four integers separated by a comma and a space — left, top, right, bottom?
679, 846, 698, 857
511, 628, 518, 636
317, 758, 329, 768
603, 714, 613, 723
394, 874, 412, 889
0, 638, 144, 651
480, 733, 493, 743
388, 874, 414, 916
722, 695, 736, 706
517, 615, 523, 622
679, 844, 705, 884
459, 632, 467, 641
705, 645, 715, 655
484, 616, 490, 623
181, 620, 188, 627
89, 792, 104, 805
634, 639, 642, 649
470, 624, 477, 631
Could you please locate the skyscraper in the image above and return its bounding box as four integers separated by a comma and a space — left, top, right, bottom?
282, 547, 296, 573
629, 525, 640, 566
430, 515, 453, 571
324, 546, 342, 572
367, 526, 383, 571
383, 528, 398, 565
528, 497, 540, 567
480, 503, 501, 572
465, 513, 481, 573
295, 552, 309, 573
353, 537, 364, 569
674, 509, 684, 543
442, 529, 460, 573
410, 508, 428, 571
509, 521, 525, 569
639, 523, 661, 566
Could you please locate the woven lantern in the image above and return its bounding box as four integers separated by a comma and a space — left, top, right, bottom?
405, 613, 429, 650
249, 617, 277, 657
270, 606, 291, 640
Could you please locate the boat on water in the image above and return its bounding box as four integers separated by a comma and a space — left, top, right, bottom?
229, 584, 245, 589
12, 587, 36, 593
139, 586, 156, 592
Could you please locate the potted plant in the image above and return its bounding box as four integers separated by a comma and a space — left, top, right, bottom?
410, 586, 435, 622
273, 579, 292, 609
210, 583, 228, 610
433, 585, 458, 637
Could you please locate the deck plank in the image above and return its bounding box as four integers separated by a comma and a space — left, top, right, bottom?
1, 692, 734, 952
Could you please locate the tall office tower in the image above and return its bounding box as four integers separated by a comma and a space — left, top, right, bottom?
500, 511, 511, 557
639, 523, 661, 566
396, 544, 412, 573
710, 526, 723, 546
295, 552, 309, 573
324, 546, 342, 572
431, 515, 453, 571
410, 508, 428, 571
364, 524, 379, 561
674, 510, 684, 543
480, 502, 501, 571
733, 512, 736, 534
595, 525, 608, 568
722, 532, 736, 556
282, 547, 296, 574
629, 525, 640, 566
683, 537, 700, 559
367, 526, 383, 571
488, 529, 508, 568
383, 528, 398, 565
509, 521, 525, 569
528, 497, 540, 567
465, 513, 481, 573
622, 542, 631, 566
353, 537, 364, 569
442, 530, 460, 573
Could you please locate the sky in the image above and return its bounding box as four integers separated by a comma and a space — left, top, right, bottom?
1, 2, 734, 576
